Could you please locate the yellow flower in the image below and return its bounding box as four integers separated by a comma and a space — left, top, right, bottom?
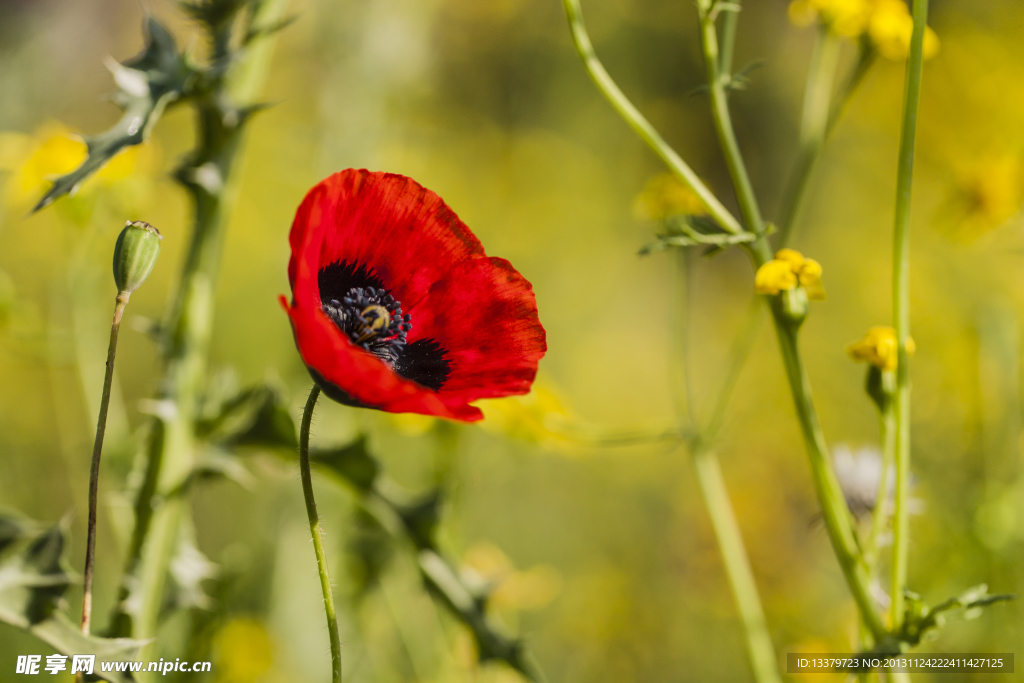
0, 122, 85, 208
754, 248, 826, 300
213, 618, 274, 683
846, 326, 915, 371
788, 0, 870, 37
868, 0, 939, 60
633, 173, 706, 221
0, 120, 152, 210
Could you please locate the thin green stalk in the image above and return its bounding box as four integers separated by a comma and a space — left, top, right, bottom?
696, 1, 885, 638
890, 0, 929, 631
717, 5, 739, 79
560, 0, 744, 235
80, 293, 128, 637
108, 0, 290, 650
865, 408, 895, 572
703, 296, 762, 443
561, 0, 889, 644
675, 253, 781, 683
692, 448, 782, 683
774, 319, 887, 640
776, 28, 841, 245
299, 385, 343, 683
697, 1, 764, 239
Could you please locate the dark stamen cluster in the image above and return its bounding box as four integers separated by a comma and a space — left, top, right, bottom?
322, 287, 412, 366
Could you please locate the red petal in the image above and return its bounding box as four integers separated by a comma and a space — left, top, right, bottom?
405, 257, 546, 403
280, 296, 484, 421
288, 170, 487, 311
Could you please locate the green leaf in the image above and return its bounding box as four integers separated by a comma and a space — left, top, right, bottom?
639, 215, 756, 256
167, 448, 257, 499
179, 0, 251, 30
346, 509, 395, 599
312, 437, 381, 492
33, 17, 193, 212
197, 384, 297, 451
725, 59, 766, 92
0, 518, 145, 683
898, 584, 1015, 646
0, 522, 73, 627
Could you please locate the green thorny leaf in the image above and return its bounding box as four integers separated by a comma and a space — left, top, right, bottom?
163, 384, 297, 498
197, 384, 298, 451
639, 214, 761, 256
33, 17, 193, 212
894, 584, 1015, 648
310, 437, 543, 681
0, 513, 146, 683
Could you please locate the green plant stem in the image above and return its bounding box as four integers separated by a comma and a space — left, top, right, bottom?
774, 320, 887, 640
697, 1, 764, 238
675, 253, 780, 683
80, 292, 129, 637
865, 407, 895, 572
560, 0, 744, 235
890, 0, 929, 631
561, 0, 889, 645
717, 5, 739, 79
299, 385, 343, 683
696, 1, 886, 640
108, 0, 290, 653
691, 447, 782, 683
776, 27, 841, 245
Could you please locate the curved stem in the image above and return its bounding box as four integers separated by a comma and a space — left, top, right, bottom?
299, 385, 342, 683
774, 319, 887, 641
80, 292, 129, 637
890, 0, 929, 632
560, 0, 745, 235
697, 2, 764, 240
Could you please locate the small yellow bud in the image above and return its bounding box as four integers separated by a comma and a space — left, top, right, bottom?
846, 326, 915, 372
755, 249, 826, 300
798, 258, 826, 300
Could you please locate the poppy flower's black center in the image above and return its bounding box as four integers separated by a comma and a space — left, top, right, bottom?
318, 260, 453, 392
321, 287, 411, 367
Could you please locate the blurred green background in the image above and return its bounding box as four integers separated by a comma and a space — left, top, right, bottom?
2, 0, 1024, 681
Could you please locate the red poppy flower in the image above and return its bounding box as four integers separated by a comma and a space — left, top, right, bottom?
280, 169, 546, 422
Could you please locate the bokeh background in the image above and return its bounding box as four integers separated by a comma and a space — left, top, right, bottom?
2, 0, 1024, 681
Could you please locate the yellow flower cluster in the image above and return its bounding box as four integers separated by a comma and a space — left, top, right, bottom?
846, 326, 915, 371
788, 0, 939, 60
633, 173, 706, 222
754, 248, 826, 300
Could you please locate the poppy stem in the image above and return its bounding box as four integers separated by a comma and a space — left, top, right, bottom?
299, 384, 343, 683
890, 0, 929, 634
80, 292, 129, 638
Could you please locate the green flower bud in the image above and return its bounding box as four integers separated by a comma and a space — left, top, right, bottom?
779, 285, 809, 326
113, 221, 162, 296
